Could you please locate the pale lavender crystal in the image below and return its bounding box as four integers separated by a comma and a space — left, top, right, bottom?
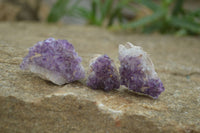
87, 54, 120, 91
119, 42, 165, 99
20, 38, 85, 85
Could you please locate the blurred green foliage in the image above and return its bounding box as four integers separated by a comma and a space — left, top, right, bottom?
47, 0, 200, 35
47, 0, 81, 22
75, 0, 132, 26
124, 0, 200, 35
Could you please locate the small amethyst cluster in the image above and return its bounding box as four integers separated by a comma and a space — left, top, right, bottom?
118, 42, 165, 99
87, 55, 120, 91
20, 38, 85, 85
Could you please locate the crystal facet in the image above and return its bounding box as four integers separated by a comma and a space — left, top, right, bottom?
20, 38, 85, 85
87, 54, 120, 91
119, 42, 165, 99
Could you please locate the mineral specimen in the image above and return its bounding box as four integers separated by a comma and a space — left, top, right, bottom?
87, 54, 120, 91
20, 38, 85, 85
119, 42, 165, 99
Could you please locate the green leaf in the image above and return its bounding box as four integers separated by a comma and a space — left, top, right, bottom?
108, 0, 131, 26
47, 0, 70, 22
175, 28, 188, 36
162, 0, 173, 8
123, 10, 165, 29
108, 7, 121, 26
142, 22, 162, 33
116, 0, 132, 9
135, 0, 159, 11
189, 9, 200, 18
170, 17, 200, 33
100, 0, 113, 21
76, 7, 91, 19
172, 0, 184, 15
91, 0, 97, 23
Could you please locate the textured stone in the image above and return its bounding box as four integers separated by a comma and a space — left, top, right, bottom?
0, 22, 200, 133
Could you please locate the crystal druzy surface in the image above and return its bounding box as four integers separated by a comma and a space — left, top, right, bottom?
20, 38, 85, 85
119, 42, 165, 99
87, 54, 120, 91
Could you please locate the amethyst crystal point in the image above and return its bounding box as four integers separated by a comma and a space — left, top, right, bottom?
87, 54, 120, 91
119, 42, 165, 99
20, 38, 85, 85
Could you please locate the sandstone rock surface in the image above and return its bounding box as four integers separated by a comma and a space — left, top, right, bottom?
0, 22, 200, 133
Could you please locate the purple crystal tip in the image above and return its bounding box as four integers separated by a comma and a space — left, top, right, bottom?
119, 42, 165, 99
87, 54, 120, 91
20, 38, 85, 85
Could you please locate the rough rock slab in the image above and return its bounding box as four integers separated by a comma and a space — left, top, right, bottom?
0, 22, 200, 133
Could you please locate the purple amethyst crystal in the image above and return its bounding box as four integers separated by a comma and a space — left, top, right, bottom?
20, 38, 85, 85
87, 54, 120, 91
119, 42, 165, 99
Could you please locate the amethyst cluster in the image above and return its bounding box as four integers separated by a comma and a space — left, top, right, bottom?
86, 54, 120, 91
20, 38, 85, 85
119, 42, 165, 99
20, 37, 164, 98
